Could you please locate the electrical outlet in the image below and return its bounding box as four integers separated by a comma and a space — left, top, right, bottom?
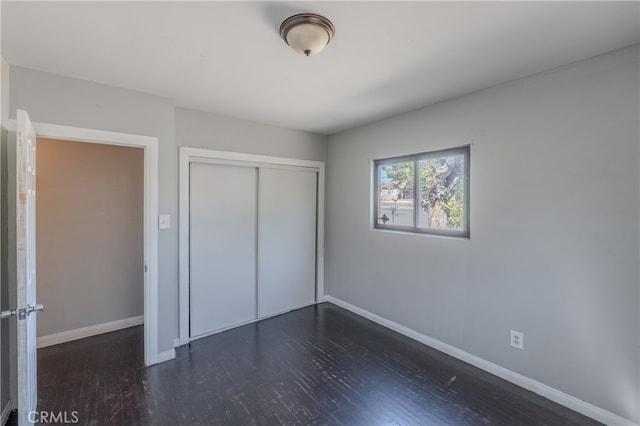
510, 330, 524, 350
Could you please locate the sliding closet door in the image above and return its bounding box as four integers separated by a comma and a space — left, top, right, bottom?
258, 168, 317, 318
190, 163, 257, 337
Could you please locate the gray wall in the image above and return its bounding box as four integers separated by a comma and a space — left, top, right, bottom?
9, 66, 178, 353
325, 45, 639, 422
8, 67, 328, 357
175, 107, 327, 161
36, 139, 143, 337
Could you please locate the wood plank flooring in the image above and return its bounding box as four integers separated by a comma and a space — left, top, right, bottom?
30, 303, 599, 425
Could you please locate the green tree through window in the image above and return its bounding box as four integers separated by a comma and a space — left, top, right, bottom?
419, 156, 465, 230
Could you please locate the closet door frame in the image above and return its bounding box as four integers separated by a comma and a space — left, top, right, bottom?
177, 147, 325, 345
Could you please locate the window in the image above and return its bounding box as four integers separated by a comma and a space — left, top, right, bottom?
374, 146, 470, 238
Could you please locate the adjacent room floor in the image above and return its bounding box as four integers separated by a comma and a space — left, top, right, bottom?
32, 303, 599, 425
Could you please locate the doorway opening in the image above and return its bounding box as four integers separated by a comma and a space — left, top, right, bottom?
5, 114, 160, 424
29, 122, 159, 367
35, 138, 145, 355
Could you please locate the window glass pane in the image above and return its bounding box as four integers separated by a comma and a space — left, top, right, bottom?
377, 161, 415, 227
417, 153, 466, 231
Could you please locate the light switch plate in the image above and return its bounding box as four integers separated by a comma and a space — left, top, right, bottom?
159, 214, 171, 230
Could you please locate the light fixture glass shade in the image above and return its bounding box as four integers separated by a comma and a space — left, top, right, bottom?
280, 13, 335, 57
286, 23, 330, 56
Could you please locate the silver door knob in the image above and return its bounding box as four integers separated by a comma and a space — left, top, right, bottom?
27, 304, 44, 315
0, 310, 16, 320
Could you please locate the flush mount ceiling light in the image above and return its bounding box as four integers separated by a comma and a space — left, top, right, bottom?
280, 13, 335, 57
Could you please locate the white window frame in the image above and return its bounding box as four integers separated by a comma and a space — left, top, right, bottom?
373, 145, 470, 238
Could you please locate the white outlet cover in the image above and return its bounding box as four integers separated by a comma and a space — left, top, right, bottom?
159, 214, 171, 230
510, 330, 524, 350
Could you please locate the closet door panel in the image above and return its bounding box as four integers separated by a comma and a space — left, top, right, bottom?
258, 168, 317, 318
190, 163, 256, 337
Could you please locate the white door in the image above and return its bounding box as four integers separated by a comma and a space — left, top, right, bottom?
189, 163, 257, 337
257, 168, 317, 318
16, 110, 42, 424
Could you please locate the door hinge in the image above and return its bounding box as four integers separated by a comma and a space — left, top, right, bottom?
18, 308, 26, 320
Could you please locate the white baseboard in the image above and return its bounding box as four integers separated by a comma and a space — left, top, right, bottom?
37, 315, 144, 349
173, 337, 180, 348
324, 296, 635, 426
1, 400, 11, 426
157, 348, 175, 364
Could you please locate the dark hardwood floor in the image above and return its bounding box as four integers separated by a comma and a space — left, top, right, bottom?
31, 303, 599, 425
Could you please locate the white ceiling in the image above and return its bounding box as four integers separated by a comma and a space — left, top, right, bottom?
2, 1, 639, 135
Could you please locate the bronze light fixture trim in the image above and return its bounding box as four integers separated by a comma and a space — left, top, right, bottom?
280, 13, 335, 57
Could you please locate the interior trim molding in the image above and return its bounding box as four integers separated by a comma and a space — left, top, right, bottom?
30, 121, 159, 366
37, 316, 144, 349
1, 401, 11, 426
324, 296, 635, 426
177, 147, 326, 346
157, 348, 176, 364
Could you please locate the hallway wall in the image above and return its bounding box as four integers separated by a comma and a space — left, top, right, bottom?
36, 138, 144, 338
